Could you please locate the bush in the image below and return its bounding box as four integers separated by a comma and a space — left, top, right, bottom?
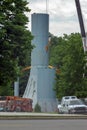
34, 103, 41, 112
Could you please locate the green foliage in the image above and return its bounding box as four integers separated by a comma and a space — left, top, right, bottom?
50, 33, 87, 98
0, 0, 33, 95
34, 103, 41, 112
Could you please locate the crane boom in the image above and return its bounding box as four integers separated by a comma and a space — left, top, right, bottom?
75, 0, 87, 52
75, 0, 86, 37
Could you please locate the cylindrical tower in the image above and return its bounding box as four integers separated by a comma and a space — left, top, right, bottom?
23, 13, 57, 112
31, 13, 49, 66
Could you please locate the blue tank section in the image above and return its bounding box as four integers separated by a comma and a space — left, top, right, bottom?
31, 13, 49, 66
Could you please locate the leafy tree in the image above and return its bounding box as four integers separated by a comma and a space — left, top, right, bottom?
50, 33, 87, 99
0, 0, 33, 95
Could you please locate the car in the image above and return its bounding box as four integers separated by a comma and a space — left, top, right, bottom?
58, 96, 87, 114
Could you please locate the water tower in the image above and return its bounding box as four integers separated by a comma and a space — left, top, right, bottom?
23, 13, 57, 112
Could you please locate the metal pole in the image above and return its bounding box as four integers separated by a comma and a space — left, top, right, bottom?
14, 77, 19, 96
75, 0, 87, 52
46, 0, 49, 14
75, 0, 86, 37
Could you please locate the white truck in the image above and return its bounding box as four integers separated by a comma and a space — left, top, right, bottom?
58, 96, 87, 114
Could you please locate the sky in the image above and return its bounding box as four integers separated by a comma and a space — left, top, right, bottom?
26, 0, 87, 36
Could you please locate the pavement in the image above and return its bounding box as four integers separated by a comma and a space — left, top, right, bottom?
0, 112, 87, 120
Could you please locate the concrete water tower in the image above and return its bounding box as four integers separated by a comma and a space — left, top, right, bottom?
23, 13, 57, 112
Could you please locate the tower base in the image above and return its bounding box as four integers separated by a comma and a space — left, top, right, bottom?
23, 66, 57, 112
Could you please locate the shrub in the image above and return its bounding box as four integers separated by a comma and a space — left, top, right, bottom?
34, 103, 41, 112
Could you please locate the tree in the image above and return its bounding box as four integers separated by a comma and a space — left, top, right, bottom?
0, 0, 33, 95
50, 33, 87, 99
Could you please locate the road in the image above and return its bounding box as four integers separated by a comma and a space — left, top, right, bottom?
0, 119, 87, 130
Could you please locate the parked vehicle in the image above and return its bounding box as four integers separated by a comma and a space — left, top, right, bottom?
58, 96, 87, 114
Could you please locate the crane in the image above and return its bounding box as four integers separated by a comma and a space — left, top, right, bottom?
75, 0, 87, 78
75, 0, 87, 52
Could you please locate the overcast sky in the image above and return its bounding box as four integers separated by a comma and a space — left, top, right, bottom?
27, 0, 87, 36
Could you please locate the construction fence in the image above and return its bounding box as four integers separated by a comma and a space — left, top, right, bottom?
0, 96, 33, 112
